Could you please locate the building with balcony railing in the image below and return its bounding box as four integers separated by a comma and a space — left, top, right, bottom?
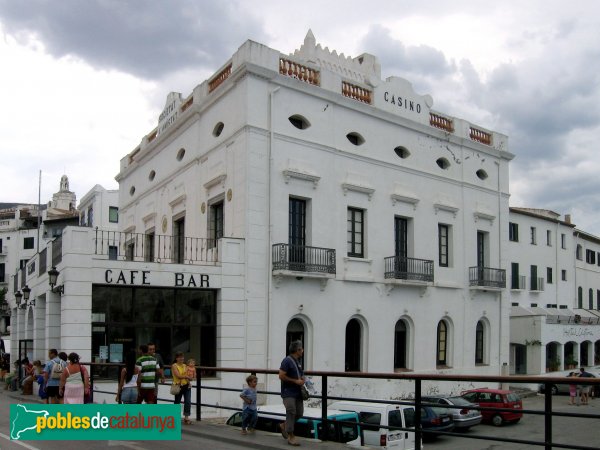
507, 208, 600, 375
9, 31, 513, 405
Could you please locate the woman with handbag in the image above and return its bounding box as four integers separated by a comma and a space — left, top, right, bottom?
116, 349, 140, 404
171, 352, 193, 425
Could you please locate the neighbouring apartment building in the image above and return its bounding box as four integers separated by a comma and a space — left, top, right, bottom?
8, 31, 514, 405
508, 208, 600, 375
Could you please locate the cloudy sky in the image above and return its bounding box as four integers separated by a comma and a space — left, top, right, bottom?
1, 1, 599, 233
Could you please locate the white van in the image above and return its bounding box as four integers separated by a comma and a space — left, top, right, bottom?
329, 401, 416, 449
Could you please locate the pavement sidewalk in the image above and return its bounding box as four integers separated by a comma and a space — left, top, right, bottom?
0, 383, 347, 449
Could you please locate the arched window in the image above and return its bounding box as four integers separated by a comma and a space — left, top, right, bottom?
589, 289, 594, 309
345, 319, 362, 372
578, 287, 583, 308
475, 321, 484, 364
286, 319, 305, 367
436, 321, 448, 366
394, 320, 408, 370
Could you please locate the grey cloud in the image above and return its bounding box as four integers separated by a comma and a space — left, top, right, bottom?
360, 25, 455, 79
0, 0, 267, 79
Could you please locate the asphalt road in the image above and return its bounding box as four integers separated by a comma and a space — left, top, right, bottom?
425, 394, 600, 450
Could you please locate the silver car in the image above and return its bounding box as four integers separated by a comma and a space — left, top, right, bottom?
422, 395, 482, 430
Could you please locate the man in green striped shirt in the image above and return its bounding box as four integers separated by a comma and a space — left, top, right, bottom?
136, 344, 159, 404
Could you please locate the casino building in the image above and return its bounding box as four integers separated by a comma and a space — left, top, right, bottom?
8, 31, 514, 402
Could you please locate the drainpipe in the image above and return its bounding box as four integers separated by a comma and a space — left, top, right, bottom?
495, 160, 503, 378
266, 87, 280, 373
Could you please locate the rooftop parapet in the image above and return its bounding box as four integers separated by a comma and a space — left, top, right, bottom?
119, 31, 509, 174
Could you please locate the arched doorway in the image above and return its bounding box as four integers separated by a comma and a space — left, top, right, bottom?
345, 319, 361, 372
546, 342, 560, 372
580, 341, 592, 366
565, 341, 577, 368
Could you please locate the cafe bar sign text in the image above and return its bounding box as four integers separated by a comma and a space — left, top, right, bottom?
104, 269, 210, 288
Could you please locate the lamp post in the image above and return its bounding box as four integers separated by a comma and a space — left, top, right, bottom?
22, 285, 34, 307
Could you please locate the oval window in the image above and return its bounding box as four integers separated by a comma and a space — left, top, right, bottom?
346, 132, 365, 146
176, 148, 186, 161
288, 115, 311, 130
148, 170, 156, 181
129, 186, 136, 196
394, 146, 410, 159
213, 122, 224, 137
436, 157, 450, 170
476, 169, 488, 180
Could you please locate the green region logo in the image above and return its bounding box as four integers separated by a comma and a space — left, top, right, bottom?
10, 404, 181, 440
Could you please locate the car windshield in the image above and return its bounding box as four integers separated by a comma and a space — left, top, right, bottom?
431, 407, 449, 416
388, 410, 403, 428
507, 393, 520, 402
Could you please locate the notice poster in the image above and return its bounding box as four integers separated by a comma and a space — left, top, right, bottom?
109, 343, 123, 362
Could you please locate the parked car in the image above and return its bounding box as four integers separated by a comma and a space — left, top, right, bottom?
226, 405, 362, 446
461, 388, 522, 426
419, 405, 455, 439
422, 395, 483, 430
538, 367, 600, 396
330, 401, 417, 448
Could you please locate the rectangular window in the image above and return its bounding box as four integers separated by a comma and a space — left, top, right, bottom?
209, 201, 224, 247
586, 249, 596, 264
20, 259, 28, 269
109, 206, 119, 223
530, 227, 536, 245
509, 222, 519, 242
546, 230, 552, 246
511, 263, 520, 289
561, 233, 566, 249
108, 246, 118, 260
438, 224, 449, 267
347, 208, 364, 258
530, 265, 538, 290
23, 237, 34, 249
561, 269, 567, 281
547, 267, 553, 284
0, 263, 4, 283
597, 253, 600, 267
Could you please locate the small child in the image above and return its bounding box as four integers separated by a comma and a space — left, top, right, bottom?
239, 374, 258, 434
186, 359, 197, 383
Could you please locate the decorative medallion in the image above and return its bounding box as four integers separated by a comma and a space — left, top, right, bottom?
227, 189, 233, 202
161, 216, 167, 233
201, 202, 206, 214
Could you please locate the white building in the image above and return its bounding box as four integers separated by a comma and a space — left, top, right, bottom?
508, 208, 600, 375
10, 32, 514, 403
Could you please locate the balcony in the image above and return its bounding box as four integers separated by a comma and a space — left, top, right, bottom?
94, 229, 219, 264
384, 256, 434, 284
272, 244, 336, 285
469, 266, 506, 290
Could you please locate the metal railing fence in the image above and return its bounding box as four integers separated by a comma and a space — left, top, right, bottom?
82, 363, 600, 450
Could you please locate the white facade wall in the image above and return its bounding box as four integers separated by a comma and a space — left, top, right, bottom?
12, 34, 518, 406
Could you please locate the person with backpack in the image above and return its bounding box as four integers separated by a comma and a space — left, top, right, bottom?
43, 349, 66, 404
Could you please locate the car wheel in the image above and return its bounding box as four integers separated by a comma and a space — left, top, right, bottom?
492, 415, 503, 427
551, 385, 559, 395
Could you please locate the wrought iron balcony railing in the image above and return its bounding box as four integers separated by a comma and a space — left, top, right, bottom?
384, 256, 434, 282
469, 266, 506, 288
272, 243, 336, 274
94, 229, 219, 264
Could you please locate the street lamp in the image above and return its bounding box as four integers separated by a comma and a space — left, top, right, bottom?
47, 267, 64, 295
14, 290, 26, 309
